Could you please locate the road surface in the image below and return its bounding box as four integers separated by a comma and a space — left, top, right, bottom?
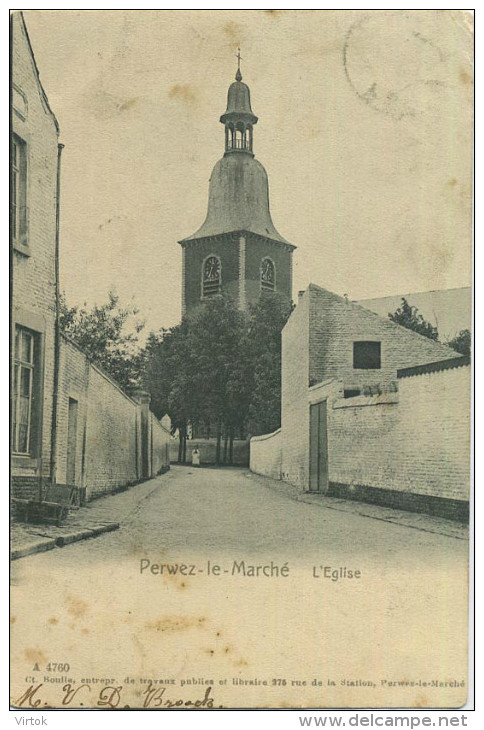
11, 466, 469, 709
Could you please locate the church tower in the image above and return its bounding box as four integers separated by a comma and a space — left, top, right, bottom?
179, 57, 295, 315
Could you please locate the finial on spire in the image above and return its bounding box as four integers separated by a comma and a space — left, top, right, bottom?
236, 47, 242, 81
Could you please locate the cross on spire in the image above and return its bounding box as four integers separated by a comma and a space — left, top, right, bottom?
235, 47, 242, 81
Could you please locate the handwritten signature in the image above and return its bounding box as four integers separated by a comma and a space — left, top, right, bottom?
14, 683, 221, 709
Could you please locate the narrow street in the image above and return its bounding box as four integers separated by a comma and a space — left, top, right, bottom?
13, 465, 469, 564
11, 466, 469, 708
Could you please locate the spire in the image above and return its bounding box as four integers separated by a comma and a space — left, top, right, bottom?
236, 47, 242, 81
220, 52, 258, 155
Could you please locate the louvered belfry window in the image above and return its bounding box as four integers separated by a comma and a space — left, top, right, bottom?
261, 257, 275, 291
202, 256, 221, 297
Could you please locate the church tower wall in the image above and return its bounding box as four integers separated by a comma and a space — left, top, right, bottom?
182, 236, 240, 313
244, 236, 293, 305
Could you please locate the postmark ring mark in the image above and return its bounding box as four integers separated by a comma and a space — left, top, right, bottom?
343, 12, 452, 121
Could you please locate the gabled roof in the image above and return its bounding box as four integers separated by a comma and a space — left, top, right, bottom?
306, 282, 460, 361
14, 12, 60, 134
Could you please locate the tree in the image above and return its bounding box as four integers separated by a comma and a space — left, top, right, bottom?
388, 298, 439, 341
244, 292, 294, 436
446, 329, 471, 356
143, 323, 188, 421
141, 322, 191, 462
142, 297, 248, 464
141, 293, 293, 464
59, 291, 145, 390
182, 297, 249, 463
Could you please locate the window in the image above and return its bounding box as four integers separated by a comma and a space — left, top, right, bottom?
202, 255, 221, 297
13, 327, 36, 454
353, 341, 381, 370
12, 135, 28, 245
13, 85, 28, 120
344, 389, 361, 399
261, 257, 275, 291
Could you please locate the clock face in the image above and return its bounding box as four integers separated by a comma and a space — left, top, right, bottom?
204, 256, 220, 281
261, 258, 274, 284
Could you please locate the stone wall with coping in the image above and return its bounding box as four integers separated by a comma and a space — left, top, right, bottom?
328, 364, 470, 505
250, 428, 281, 479
37, 335, 171, 501
258, 285, 471, 519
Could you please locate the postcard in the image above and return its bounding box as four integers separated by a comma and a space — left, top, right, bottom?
10, 9, 472, 710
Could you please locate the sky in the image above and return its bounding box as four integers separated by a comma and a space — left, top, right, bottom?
22, 9, 473, 335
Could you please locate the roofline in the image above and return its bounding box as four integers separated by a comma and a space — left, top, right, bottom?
306, 282, 459, 358
60, 331, 139, 405
397, 355, 470, 379
220, 111, 258, 125
151, 413, 173, 437
357, 285, 471, 303
16, 11, 60, 134
178, 229, 296, 250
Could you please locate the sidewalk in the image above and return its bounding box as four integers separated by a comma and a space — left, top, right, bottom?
11, 466, 468, 562
245, 471, 469, 541
10, 471, 172, 560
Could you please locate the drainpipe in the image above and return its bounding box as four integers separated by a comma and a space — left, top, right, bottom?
50, 142, 64, 486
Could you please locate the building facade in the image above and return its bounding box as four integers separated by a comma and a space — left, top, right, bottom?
250, 284, 470, 520
11, 13, 172, 508
11, 12, 61, 497
304, 284, 459, 392
179, 63, 295, 314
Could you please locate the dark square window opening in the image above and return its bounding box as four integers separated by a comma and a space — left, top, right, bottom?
344, 389, 361, 399
353, 341, 381, 370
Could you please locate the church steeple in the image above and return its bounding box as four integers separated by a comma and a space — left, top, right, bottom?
235, 47, 242, 81
220, 50, 258, 155
179, 55, 295, 316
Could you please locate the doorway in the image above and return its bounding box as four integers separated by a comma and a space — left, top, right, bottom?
66, 398, 78, 486
309, 400, 329, 492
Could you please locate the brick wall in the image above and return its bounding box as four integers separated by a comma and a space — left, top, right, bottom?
11, 15, 171, 507
11, 476, 46, 502
308, 284, 459, 389
328, 365, 470, 504
182, 232, 292, 313
244, 236, 292, 304
182, 236, 240, 312
151, 414, 172, 476
250, 429, 281, 479
11, 12, 59, 481
84, 365, 141, 498
272, 287, 471, 517
55, 336, 88, 487
52, 336, 171, 500
281, 290, 311, 488
11, 476, 51, 521
169, 438, 249, 465
257, 363, 470, 517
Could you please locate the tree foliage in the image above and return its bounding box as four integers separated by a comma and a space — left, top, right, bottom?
446, 329, 471, 356
59, 291, 145, 390
388, 298, 439, 341
142, 292, 293, 463
244, 293, 294, 436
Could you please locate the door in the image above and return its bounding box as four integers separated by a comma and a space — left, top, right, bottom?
309, 400, 329, 492
66, 398, 78, 486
